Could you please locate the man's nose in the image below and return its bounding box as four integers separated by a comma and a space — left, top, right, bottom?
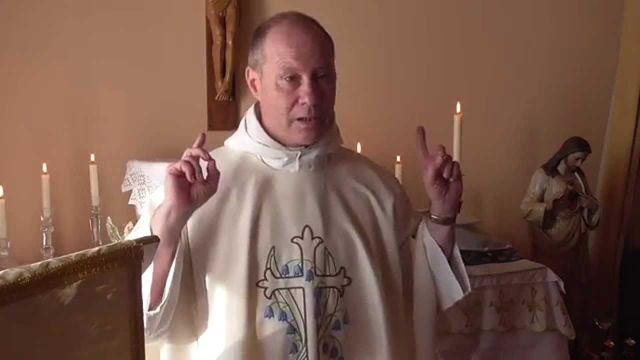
297, 79, 320, 106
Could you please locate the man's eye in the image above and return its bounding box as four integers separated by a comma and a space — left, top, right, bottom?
316, 72, 335, 81
283, 75, 297, 82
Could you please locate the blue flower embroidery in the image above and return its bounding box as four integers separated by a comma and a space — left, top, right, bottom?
332, 319, 342, 331
289, 342, 299, 355
305, 269, 315, 282
278, 309, 288, 322
264, 305, 274, 319
286, 323, 296, 335
294, 264, 303, 276
281, 264, 290, 276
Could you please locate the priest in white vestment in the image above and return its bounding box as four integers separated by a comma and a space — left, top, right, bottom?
128, 11, 470, 360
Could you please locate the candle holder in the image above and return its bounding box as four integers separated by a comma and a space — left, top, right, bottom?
0, 236, 18, 270
622, 338, 636, 359
89, 205, 103, 247
40, 211, 55, 260
594, 316, 616, 359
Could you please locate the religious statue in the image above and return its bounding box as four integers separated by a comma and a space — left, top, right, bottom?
520, 136, 600, 333
206, 0, 238, 102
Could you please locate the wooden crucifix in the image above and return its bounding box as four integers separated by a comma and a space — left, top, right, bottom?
206, 0, 239, 130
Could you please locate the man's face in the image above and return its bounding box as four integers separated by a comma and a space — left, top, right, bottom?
245, 23, 337, 147
565, 152, 588, 171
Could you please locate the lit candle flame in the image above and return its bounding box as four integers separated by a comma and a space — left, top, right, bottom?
90, 153, 96, 163
396, 155, 401, 162
456, 101, 461, 114
42, 163, 48, 174
0, 185, 4, 198
356, 142, 362, 154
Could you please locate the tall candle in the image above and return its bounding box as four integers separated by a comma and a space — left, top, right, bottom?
0, 186, 6, 239
453, 101, 463, 162
41, 163, 51, 217
89, 153, 100, 207
356, 142, 362, 154
394, 155, 403, 184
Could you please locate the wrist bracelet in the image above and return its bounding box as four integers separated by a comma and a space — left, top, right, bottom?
427, 211, 457, 226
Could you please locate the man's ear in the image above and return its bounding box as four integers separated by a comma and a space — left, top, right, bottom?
245, 66, 261, 100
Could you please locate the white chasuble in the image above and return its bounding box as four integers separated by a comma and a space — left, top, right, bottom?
128, 104, 470, 360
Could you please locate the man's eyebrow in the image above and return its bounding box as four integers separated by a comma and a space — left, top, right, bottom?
274, 62, 335, 74
279, 66, 298, 73
315, 65, 335, 72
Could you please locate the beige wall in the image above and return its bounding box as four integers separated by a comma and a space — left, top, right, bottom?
0, 0, 216, 262
0, 0, 622, 264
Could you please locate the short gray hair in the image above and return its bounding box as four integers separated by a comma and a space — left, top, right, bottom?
247, 11, 335, 70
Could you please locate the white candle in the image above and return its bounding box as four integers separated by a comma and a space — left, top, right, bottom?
89, 153, 100, 206
394, 155, 403, 184
453, 101, 463, 162
41, 163, 51, 217
0, 186, 6, 239
356, 142, 362, 154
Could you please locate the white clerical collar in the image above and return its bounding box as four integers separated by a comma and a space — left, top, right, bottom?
224, 103, 343, 171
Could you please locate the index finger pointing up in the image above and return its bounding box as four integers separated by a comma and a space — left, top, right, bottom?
416, 126, 430, 161
192, 132, 206, 148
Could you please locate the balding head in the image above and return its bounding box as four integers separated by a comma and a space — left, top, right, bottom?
248, 11, 335, 71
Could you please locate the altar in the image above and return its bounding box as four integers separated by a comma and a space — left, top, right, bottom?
0, 238, 156, 359
436, 226, 574, 359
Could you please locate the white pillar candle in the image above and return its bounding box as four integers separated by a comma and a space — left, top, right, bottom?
356, 142, 362, 154
41, 163, 51, 217
453, 101, 463, 163
394, 155, 403, 184
0, 186, 6, 239
89, 153, 100, 207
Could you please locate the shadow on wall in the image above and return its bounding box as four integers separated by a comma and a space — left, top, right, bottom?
234, 0, 268, 113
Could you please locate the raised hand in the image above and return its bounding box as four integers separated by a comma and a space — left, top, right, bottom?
148, 132, 220, 310
416, 126, 463, 217
164, 132, 220, 220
